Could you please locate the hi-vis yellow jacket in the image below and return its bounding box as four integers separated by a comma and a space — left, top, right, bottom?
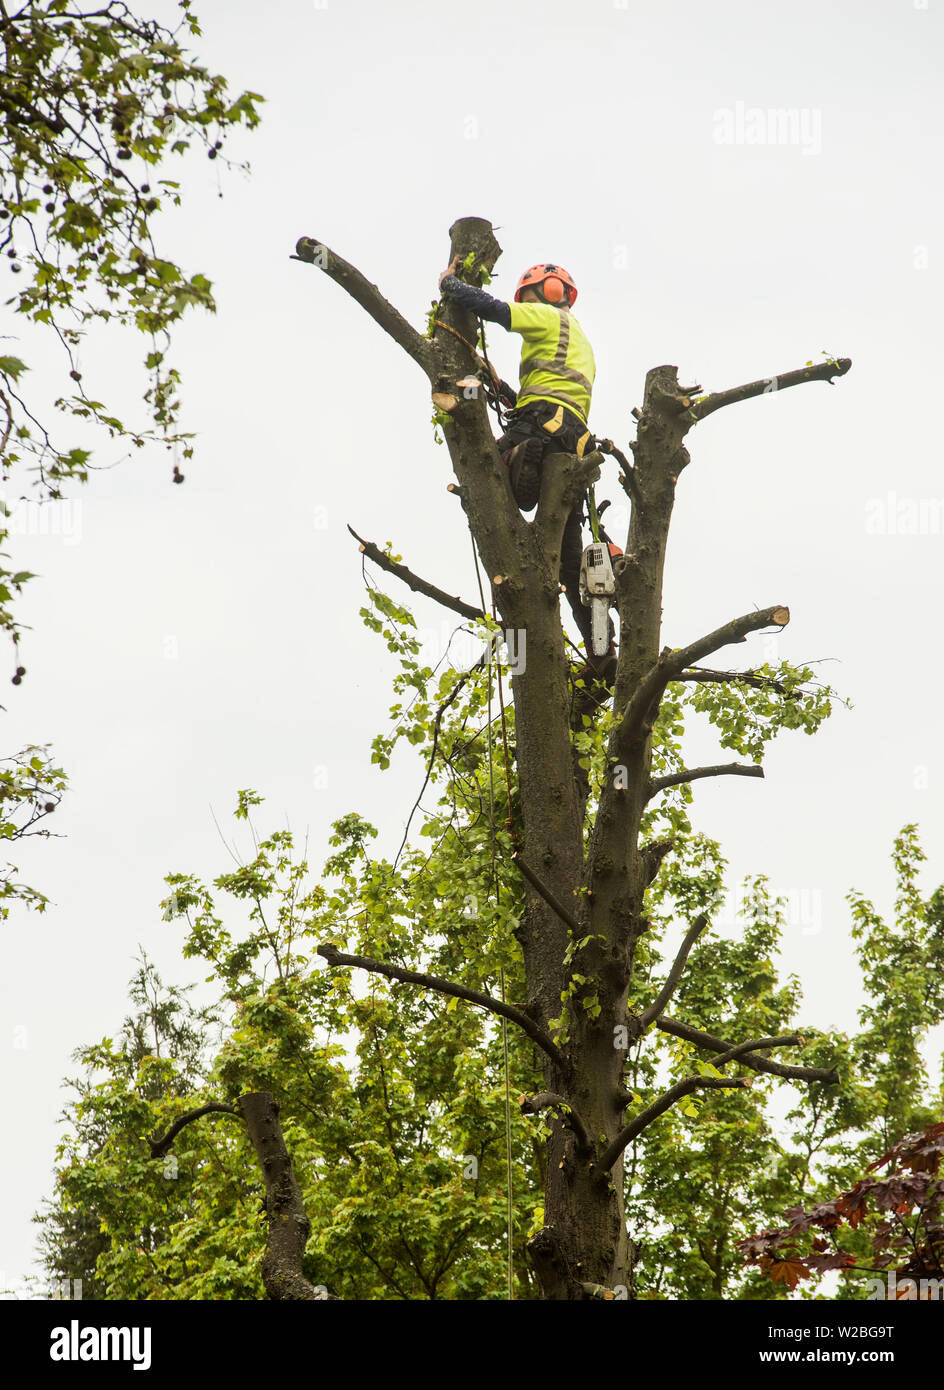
507, 301, 596, 425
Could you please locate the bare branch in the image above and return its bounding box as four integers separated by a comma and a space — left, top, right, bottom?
678, 666, 799, 698
596, 438, 638, 502
656, 1016, 840, 1085
0, 388, 13, 459
631, 915, 709, 1036
317, 943, 569, 1074
148, 1102, 239, 1159
689, 357, 852, 423
293, 236, 433, 373
512, 852, 582, 935
668, 605, 792, 672
712, 1032, 802, 1066
520, 1092, 592, 1154
348, 524, 484, 621
618, 605, 790, 750
647, 762, 764, 800
598, 1076, 751, 1171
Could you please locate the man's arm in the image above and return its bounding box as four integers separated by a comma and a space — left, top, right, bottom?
438, 258, 512, 329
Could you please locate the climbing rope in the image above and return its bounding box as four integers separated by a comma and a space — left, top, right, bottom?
469, 524, 516, 1302
476, 317, 512, 432
431, 299, 512, 430
587, 483, 602, 545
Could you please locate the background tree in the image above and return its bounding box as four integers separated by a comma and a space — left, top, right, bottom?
35, 769, 944, 1300
30, 624, 890, 1301
741, 824, 944, 1297
0, 0, 261, 906
0, 741, 64, 915
740, 1121, 944, 1298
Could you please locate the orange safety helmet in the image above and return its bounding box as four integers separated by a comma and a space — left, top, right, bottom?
514, 263, 578, 307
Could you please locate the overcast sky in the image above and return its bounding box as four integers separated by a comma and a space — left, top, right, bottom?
2, 0, 943, 1290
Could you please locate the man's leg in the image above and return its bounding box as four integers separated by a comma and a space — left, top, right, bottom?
505, 439, 543, 511
561, 503, 594, 652
497, 412, 544, 512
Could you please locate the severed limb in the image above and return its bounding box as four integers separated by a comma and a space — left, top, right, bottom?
348, 524, 484, 621
598, 1076, 751, 1172
689, 357, 852, 424
656, 1015, 839, 1085
293, 236, 433, 373
317, 943, 569, 1074
647, 762, 764, 799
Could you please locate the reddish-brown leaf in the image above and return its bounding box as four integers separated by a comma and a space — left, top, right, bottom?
767, 1258, 811, 1290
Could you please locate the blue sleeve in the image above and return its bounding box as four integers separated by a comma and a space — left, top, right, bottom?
440, 276, 512, 330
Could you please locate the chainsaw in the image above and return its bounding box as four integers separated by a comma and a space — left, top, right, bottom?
579, 540, 617, 657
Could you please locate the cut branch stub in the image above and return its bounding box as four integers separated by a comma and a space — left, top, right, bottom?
447, 216, 503, 284
347, 524, 483, 621
292, 234, 432, 374
647, 762, 765, 800
689, 357, 852, 423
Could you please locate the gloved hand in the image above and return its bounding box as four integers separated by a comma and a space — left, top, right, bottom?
438, 255, 461, 291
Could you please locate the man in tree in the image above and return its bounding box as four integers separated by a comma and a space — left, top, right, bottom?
438, 256, 615, 677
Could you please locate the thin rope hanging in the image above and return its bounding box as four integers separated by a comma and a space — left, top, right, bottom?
469, 523, 516, 1302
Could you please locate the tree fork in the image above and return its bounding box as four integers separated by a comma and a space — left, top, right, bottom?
148, 1092, 330, 1300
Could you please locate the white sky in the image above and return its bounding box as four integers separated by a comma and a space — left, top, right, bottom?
2, 0, 943, 1289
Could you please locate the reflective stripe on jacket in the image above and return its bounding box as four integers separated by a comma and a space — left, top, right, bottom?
507, 301, 595, 424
